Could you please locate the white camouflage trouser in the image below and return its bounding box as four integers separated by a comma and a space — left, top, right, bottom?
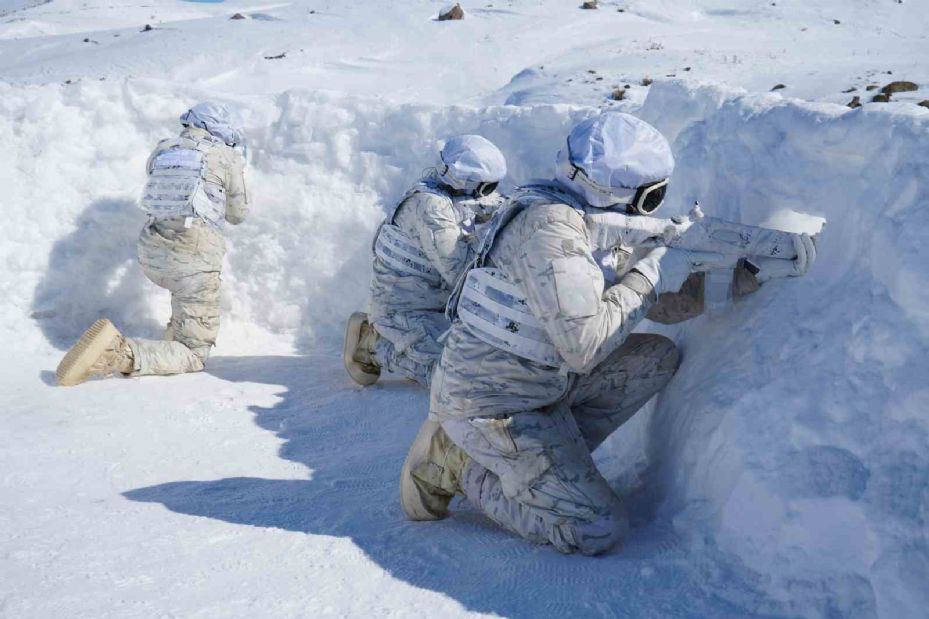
128, 219, 225, 376
441, 333, 679, 555
371, 310, 448, 388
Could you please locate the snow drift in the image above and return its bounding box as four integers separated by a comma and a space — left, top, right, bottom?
6, 79, 592, 354
5, 77, 928, 616
639, 82, 929, 617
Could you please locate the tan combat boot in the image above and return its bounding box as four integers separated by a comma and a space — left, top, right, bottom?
400, 418, 471, 521
343, 312, 381, 386
56, 319, 134, 386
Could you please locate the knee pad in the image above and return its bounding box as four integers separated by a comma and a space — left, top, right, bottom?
652, 335, 681, 373
625, 333, 680, 373
556, 511, 628, 556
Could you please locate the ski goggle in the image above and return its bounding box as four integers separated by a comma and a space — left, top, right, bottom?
440, 163, 500, 198
628, 178, 669, 215
475, 181, 499, 198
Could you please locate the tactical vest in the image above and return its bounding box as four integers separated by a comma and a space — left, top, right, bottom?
139, 136, 226, 227
372, 181, 487, 285
447, 183, 587, 366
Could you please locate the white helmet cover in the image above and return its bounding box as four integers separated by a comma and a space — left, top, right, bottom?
438, 134, 507, 193
180, 102, 246, 148
554, 112, 674, 208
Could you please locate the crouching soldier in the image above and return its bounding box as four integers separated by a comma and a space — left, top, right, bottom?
343, 135, 507, 388
399, 113, 816, 554
56, 102, 249, 386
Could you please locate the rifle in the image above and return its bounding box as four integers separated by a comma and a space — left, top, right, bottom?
586, 202, 823, 311
586, 202, 816, 273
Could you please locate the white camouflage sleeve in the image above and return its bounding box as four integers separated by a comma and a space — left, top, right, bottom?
505, 207, 656, 374
223, 148, 249, 225
407, 193, 474, 286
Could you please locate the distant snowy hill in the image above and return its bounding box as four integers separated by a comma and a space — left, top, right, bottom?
0, 0, 48, 17
2, 1, 928, 618
1, 0, 927, 107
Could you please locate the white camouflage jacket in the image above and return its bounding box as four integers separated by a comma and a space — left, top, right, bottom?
432, 197, 712, 420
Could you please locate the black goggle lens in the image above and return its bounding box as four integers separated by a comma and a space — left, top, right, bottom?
476, 181, 499, 198
640, 184, 666, 213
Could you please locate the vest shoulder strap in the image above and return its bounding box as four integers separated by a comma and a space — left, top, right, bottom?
385, 181, 452, 224
444, 183, 587, 321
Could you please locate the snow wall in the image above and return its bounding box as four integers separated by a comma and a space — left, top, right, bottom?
4, 79, 593, 354
4, 78, 928, 616
638, 82, 929, 617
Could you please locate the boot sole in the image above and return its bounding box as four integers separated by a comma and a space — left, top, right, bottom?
400, 418, 447, 521
56, 319, 120, 386
343, 312, 380, 386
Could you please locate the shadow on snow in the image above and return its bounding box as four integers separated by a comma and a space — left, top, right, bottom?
123, 353, 776, 618
31, 198, 162, 349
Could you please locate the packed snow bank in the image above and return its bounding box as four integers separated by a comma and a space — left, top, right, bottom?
4, 79, 591, 355
637, 81, 929, 617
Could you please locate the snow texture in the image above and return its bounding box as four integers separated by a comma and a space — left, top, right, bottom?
639, 81, 929, 618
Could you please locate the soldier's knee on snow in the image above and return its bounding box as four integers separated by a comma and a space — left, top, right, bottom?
555, 511, 629, 556
651, 334, 681, 373
189, 345, 212, 365
626, 333, 681, 376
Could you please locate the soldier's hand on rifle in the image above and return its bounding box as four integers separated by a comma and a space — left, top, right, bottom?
754, 233, 817, 283
593, 246, 634, 286
592, 248, 619, 286
632, 247, 728, 295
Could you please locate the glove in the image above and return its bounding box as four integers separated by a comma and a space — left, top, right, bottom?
754, 233, 816, 283
592, 248, 618, 285
593, 246, 635, 286
632, 247, 732, 295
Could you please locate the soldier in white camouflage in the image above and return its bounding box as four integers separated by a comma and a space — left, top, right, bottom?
343, 135, 507, 388
399, 113, 816, 554
56, 102, 249, 386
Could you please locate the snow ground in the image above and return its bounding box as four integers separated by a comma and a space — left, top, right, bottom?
2, 0, 928, 107
2, 1, 929, 618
